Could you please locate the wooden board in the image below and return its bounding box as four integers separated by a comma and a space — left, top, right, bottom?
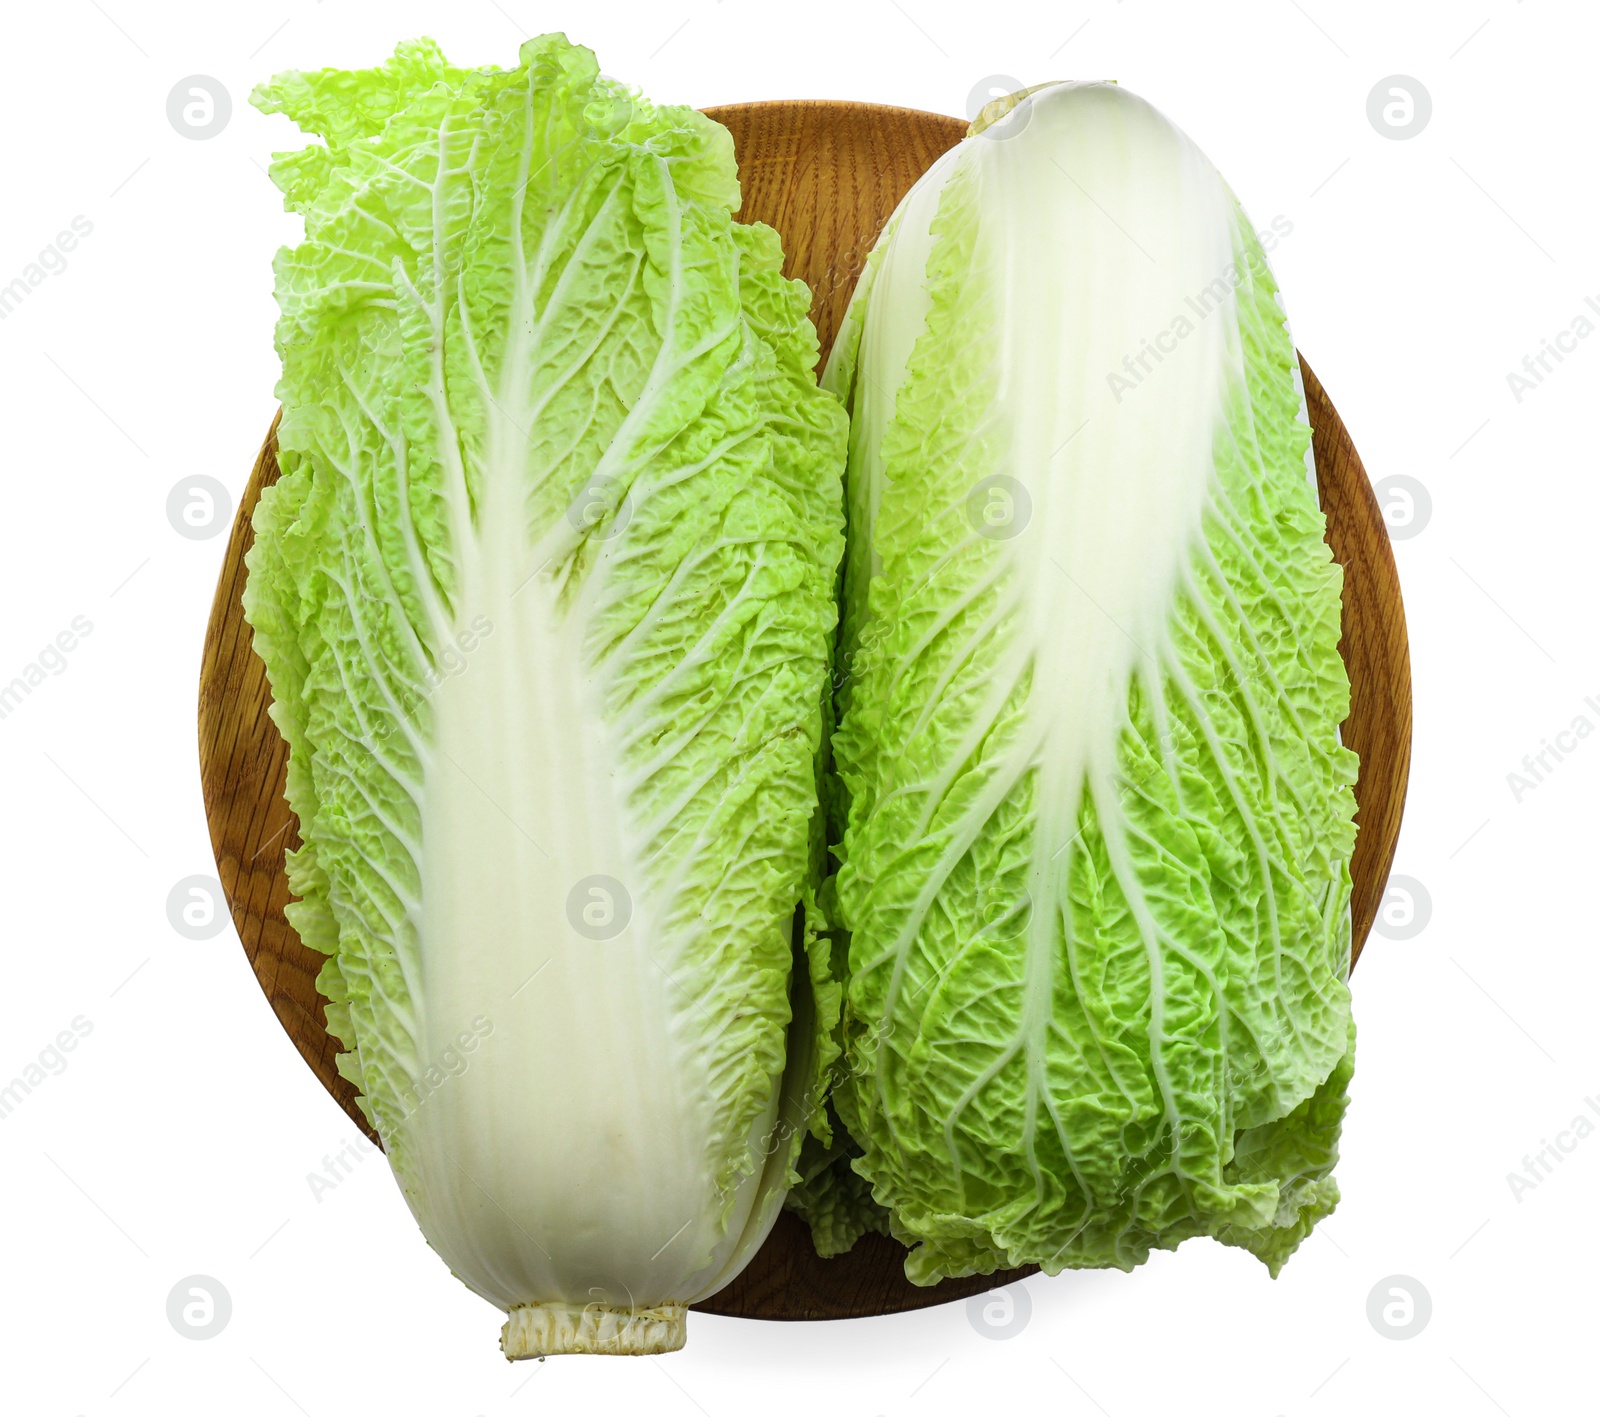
199, 99, 1411, 1323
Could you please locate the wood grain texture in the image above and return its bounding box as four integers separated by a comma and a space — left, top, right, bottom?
1299, 359, 1412, 965
199, 407, 370, 1137
199, 99, 1410, 1323
704, 101, 968, 363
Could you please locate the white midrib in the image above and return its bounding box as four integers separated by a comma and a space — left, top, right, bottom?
857, 84, 1255, 1199
395, 136, 775, 1312
1005, 89, 1240, 1188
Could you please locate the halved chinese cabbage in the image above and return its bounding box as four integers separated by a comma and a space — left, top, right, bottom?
245, 35, 846, 1354
817, 81, 1359, 1284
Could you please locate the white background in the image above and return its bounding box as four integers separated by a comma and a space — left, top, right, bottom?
1, 1, 1594, 1413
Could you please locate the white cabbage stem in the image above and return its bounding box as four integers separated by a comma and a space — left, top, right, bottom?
501, 1303, 687, 1359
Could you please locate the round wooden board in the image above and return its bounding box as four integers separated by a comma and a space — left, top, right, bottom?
199, 99, 1411, 1323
